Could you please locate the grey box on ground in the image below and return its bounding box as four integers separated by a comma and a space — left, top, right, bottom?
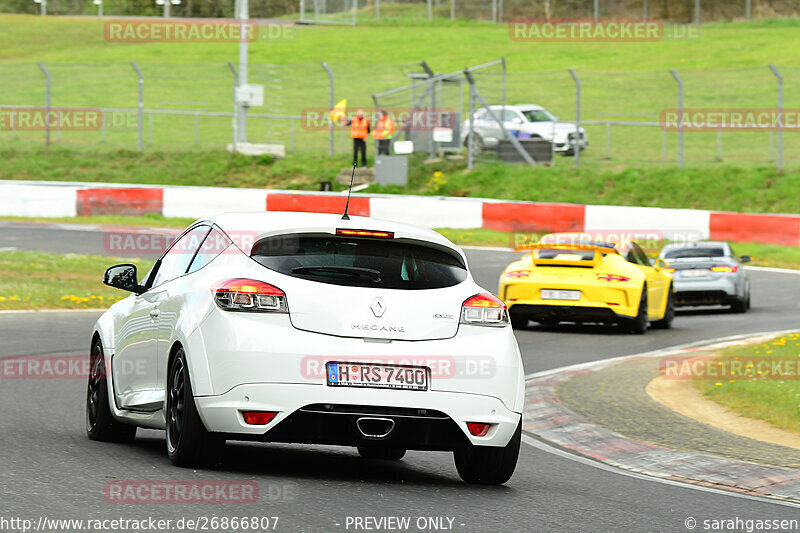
375, 156, 409, 186
497, 139, 553, 164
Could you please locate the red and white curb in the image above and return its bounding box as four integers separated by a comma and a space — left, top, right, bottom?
523, 330, 800, 505
2, 180, 799, 246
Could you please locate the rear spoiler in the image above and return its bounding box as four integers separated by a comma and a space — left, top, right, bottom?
515, 243, 619, 268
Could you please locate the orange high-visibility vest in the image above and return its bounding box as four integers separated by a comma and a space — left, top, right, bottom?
350, 117, 369, 139
374, 116, 396, 140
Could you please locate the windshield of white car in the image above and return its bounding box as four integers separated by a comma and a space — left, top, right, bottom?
251, 235, 467, 289
522, 109, 556, 122
663, 247, 725, 259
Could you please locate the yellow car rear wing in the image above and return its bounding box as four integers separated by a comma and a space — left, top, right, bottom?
515, 243, 619, 268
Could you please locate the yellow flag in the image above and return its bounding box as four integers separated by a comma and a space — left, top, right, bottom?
329, 98, 347, 123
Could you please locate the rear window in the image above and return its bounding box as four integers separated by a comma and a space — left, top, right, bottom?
536, 249, 596, 260
251, 235, 467, 289
664, 247, 724, 259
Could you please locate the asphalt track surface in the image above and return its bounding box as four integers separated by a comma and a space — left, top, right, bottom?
1, 222, 799, 533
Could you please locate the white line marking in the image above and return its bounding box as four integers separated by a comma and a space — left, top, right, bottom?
0, 247, 17, 251
524, 329, 800, 380
521, 434, 800, 509
745, 265, 800, 275
521, 328, 800, 507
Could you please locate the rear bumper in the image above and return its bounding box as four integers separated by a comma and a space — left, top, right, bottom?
195, 383, 521, 449
509, 303, 624, 324
673, 277, 740, 306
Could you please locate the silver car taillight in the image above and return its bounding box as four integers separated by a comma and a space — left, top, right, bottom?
460, 293, 509, 327
212, 278, 288, 313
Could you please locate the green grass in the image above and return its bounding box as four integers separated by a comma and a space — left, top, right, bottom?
0, 251, 154, 310
694, 333, 800, 434
3, 15, 800, 167
0, 214, 196, 228
4, 147, 800, 215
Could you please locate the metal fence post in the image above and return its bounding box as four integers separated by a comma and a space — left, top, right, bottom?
131, 61, 143, 152
450, 0, 454, 20
568, 68, 580, 169
464, 69, 536, 166
375, 0, 380, 20
427, 0, 432, 21
593, 0, 598, 23
694, 0, 700, 24
227, 61, 238, 152
491, 0, 496, 23
669, 69, 684, 167
643, 0, 648, 20
498, 0, 503, 23
746, 0, 751, 20
322, 62, 335, 156
769, 64, 783, 171
467, 82, 475, 170
37, 62, 50, 149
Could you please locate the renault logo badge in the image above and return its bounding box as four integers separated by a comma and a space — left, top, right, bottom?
370, 297, 386, 318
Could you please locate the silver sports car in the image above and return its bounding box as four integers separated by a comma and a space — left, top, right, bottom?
659, 241, 751, 312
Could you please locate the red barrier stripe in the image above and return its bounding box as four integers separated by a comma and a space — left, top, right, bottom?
709, 212, 800, 246
481, 202, 585, 233
76, 188, 163, 217
266, 193, 370, 217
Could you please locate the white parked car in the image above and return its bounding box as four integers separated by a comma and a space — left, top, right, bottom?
88, 212, 525, 484
460, 104, 588, 155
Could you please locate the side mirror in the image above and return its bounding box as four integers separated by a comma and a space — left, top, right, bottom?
103, 264, 143, 294
740, 255, 752, 263
511, 117, 523, 124
653, 258, 669, 271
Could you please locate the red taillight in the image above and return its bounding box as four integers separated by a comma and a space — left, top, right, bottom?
466, 422, 491, 437
460, 294, 508, 327
595, 273, 631, 282
213, 278, 288, 312
242, 411, 278, 425
336, 228, 394, 239
711, 265, 738, 273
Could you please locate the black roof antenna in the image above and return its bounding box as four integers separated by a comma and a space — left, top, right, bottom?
341, 162, 357, 220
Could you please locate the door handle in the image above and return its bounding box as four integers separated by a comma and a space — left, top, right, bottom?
149, 309, 160, 319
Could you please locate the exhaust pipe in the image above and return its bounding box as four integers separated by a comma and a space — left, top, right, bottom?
356, 417, 395, 439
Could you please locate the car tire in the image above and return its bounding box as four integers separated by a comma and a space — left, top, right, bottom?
623, 287, 648, 335
453, 421, 521, 485
86, 339, 137, 443
651, 287, 675, 329
465, 133, 484, 155
510, 313, 529, 330
166, 347, 224, 467
730, 293, 749, 314
357, 446, 407, 460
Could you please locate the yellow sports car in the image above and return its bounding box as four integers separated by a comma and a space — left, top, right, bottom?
498, 233, 674, 334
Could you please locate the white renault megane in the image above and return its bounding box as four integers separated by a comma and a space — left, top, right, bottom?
87, 212, 524, 484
